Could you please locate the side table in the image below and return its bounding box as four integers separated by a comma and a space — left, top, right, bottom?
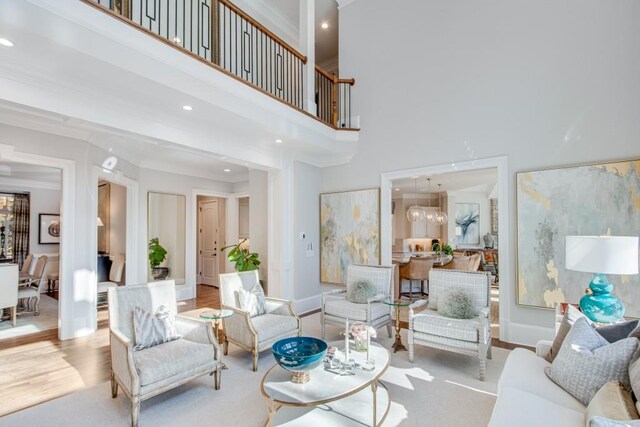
199, 308, 234, 345
382, 299, 413, 353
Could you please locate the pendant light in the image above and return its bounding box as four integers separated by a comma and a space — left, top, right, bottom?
425, 178, 437, 223
435, 183, 449, 225
406, 178, 426, 222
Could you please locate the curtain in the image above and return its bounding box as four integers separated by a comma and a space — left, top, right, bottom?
13, 194, 30, 269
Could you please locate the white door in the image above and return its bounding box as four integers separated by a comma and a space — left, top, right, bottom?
199, 200, 219, 286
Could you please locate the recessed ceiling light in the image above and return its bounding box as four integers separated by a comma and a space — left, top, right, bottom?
275, 139, 283, 143
0, 38, 14, 47
411, 176, 420, 179
394, 188, 400, 191
224, 168, 231, 172
182, 105, 192, 111
321, 22, 329, 29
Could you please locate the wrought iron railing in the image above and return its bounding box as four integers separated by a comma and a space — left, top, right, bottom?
84, 0, 357, 129
315, 66, 354, 128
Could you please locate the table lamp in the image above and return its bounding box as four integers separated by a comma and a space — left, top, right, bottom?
565, 235, 639, 323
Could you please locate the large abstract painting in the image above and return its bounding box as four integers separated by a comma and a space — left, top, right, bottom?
517, 159, 640, 316
320, 188, 380, 284
455, 203, 480, 245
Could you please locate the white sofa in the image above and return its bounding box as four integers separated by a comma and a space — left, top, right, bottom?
488, 340, 586, 426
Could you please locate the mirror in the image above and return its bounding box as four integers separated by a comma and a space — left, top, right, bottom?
148, 192, 186, 285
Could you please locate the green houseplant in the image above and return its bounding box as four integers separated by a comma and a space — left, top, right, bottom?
221, 239, 260, 271
148, 237, 169, 279
432, 242, 453, 257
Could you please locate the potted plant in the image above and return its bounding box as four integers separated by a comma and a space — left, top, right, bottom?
221, 239, 260, 272
148, 237, 169, 279
432, 242, 453, 258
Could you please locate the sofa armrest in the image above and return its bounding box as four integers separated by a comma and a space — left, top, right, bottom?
110, 328, 138, 394
175, 316, 221, 361
536, 340, 553, 358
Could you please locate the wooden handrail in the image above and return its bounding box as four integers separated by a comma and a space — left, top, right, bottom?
315, 65, 356, 85
315, 65, 334, 80
219, 0, 307, 64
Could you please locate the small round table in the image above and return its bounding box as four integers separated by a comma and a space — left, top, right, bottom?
199, 309, 233, 346
382, 299, 413, 353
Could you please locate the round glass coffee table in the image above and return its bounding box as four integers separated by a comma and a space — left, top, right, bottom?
261, 340, 390, 426
382, 299, 413, 353
199, 309, 233, 345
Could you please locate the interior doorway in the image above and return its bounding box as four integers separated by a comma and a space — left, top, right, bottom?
197, 195, 226, 287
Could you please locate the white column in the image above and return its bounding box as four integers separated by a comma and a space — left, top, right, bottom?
300, 0, 316, 115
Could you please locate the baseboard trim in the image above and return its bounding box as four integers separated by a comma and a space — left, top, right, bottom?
507, 321, 554, 347
294, 294, 321, 316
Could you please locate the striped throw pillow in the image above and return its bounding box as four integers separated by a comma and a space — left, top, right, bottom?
133, 305, 181, 350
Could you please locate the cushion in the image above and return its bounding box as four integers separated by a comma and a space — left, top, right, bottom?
545, 317, 638, 405
438, 289, 475, 319
487, 386, 585, 427
627, 345, 640, 414
237, 284, 266, 317
588, 417, 640, 427
597, 321, 640, 343
251, 314, 299, 344
586, 381, 639, 424
498, 348, 585, 413
323, 298, 389, 322
133, 338, 215, 386
427, 269, 489, 313
133, 305, 181, 351
347, 280, 376, 304
546, 304, 594, 363
412, 310, 480, 342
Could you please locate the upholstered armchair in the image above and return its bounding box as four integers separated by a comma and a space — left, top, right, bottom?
219, 270, 301, 371
321, 264, 394, 339
0, 264, 18, 327
108, 280, 223, 426
408, 269, 492, 380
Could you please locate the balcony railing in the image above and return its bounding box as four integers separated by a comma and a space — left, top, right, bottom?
83, 0, 357, 129
315, 66, 354, 129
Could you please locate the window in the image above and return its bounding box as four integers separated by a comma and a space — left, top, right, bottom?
0, 193, 15, 262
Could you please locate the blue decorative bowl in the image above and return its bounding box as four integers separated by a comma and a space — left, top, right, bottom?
272, 337, 328, 373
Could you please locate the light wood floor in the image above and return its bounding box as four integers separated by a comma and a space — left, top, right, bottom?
0, 284, 220, 417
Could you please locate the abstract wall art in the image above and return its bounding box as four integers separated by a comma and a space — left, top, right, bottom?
516, 159, 640, 316
455, 203, 480, 245
320, 188, 380, 284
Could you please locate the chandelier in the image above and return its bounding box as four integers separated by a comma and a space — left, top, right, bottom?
406, 178, 426, 222
434, 184, 448, 225
425, 178, 437, 223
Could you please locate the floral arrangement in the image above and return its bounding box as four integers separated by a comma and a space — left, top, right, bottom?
349, 322, 377, 341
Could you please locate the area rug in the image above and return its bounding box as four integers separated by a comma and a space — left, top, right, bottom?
0, 313, 507, 426
0, 294, 58, 340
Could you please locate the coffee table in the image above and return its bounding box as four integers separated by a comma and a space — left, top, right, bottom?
383, 299, 413, 352
260, 340, 390, 426
199, 308, 234, 344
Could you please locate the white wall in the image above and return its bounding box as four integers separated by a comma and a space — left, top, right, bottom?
249, 169, 269, 291
328, 0, 640, 345
108, 181, 127, 258
0, 183, 61, 256
293, 161, 321, 311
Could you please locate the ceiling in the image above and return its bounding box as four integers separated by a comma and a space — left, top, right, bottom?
392, 168, 497, 196
0, 159, 61, 187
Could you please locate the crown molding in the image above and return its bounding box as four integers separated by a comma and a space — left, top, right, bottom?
0, 176, 61, 191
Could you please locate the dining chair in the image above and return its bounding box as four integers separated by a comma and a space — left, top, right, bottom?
21, 254, 33, 274
17, 255, 48, 316
399, 257, 434, 299
0, 264, 19, 327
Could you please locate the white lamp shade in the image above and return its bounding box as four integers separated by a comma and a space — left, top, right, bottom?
565, 236, 639, 275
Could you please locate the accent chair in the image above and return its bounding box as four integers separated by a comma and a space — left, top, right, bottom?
219, 270, 301, 371
408, 269, 492, 380
321, 264, 395, 339
108, 280, 223, 426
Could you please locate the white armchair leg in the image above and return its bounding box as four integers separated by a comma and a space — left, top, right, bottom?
131, 397, 140, 427
320, 311, 326, 339
34, 294, 41, 316
111, 371, 118, 398
252, 350, 259, 372
479, 357, 487, 382
408, 329, 414, 362
214, 369, 222, 390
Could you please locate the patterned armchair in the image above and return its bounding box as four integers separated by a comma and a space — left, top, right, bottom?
108, 280, 223, 426
219, 270, 301, 371
321, 265, 394, 339
408, 269, 492, 380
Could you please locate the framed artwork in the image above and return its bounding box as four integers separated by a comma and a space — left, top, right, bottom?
455, 203, 480, 245
39, 213, 60, 244
516, 159, 640, 315
320, 188, 380, 284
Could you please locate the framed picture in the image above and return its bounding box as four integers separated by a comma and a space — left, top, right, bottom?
320, 188, 380, 285
455, 203, 480, 245
39, 213, 60, 244
516, 159, 640, 315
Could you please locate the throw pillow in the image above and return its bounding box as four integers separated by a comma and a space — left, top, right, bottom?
597, 320, 640, 343
438, 289, 475, 319
545, 317, 638, 405
133, 305, 181, 351
237, 284, 267, 317
627, 346, 640, 414
546, 304, 595, 363
586, 381, 639, 425
347, 280, 376, 304
588, 417, 640, 427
